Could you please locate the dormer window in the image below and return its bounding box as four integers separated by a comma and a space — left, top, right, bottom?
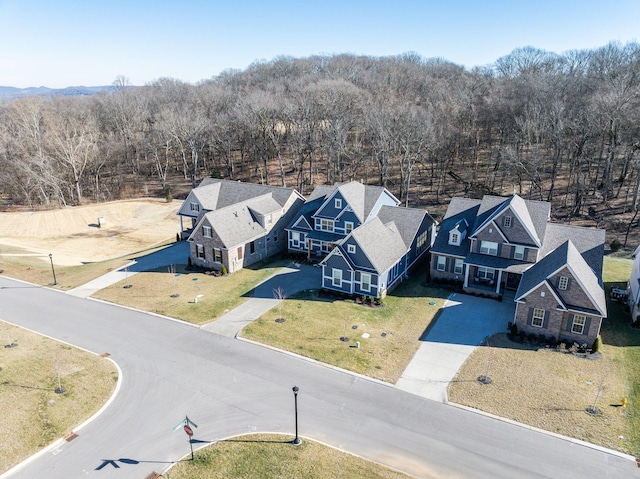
265, 214, 272, 226
503, 216, 512, 228
335, 198, 342, 209
190, 202, 199, 212
449, 230, 461, 246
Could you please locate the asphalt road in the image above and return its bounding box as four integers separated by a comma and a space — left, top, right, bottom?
0, 276, 636, 479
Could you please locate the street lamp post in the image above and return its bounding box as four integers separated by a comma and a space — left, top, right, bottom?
292, 386, 301, 445
48, 254, 57, 285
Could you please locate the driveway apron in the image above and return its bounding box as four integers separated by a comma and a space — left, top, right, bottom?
397, 293, 514, 402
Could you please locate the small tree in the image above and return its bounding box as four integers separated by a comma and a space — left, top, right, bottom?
273, 286, 286, 321
610, 238, 621, 252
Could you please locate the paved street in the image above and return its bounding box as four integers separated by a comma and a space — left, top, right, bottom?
0, 276, 636, 479
397, 293, 514, 402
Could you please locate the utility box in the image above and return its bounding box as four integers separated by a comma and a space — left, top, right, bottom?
97, 217, 105, 228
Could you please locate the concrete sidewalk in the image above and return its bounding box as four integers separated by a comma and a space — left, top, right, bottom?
396, 293, 514, 402
67, 242, 189, 298
202, 263, 321, 337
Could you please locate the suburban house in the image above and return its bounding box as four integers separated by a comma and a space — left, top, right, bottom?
321, 206, 436, 298
430, 194, 606, 346
286, 181, 437, 297
180, 179, 304, 273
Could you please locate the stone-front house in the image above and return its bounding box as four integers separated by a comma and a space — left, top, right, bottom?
182, 179, 304, 273
430, 194, 606, 346
320, 206, 436, 298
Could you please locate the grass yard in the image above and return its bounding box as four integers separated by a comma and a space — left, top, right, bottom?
93, 260, 287, 325
242, 277, 448, 383
164, 434, 413, 479
0, 321, 117, 473
0, 243, 172, 290
448, 255, 640, 456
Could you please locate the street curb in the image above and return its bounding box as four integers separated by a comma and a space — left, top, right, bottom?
86, 297, 201, 328
160, 431, 419, 478
0, 332, 124, 479
448, 401, 637, 463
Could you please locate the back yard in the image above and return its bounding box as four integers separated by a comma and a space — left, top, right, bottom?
448, 254, 640, 457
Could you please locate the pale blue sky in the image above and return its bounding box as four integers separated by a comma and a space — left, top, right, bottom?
1, 0, 638, 88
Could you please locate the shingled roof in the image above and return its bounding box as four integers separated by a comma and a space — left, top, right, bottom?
515, 240, 606, 316
347, 217, 408, 273
377, 205, 436, 249
189, 178, 299, 212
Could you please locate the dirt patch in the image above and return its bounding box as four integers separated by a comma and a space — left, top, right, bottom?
0, 199, 181, 266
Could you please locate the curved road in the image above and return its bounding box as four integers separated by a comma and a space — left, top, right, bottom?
0, 276, 636, 479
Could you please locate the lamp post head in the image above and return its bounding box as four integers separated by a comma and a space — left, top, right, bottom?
292, 386, 299, 395
49, 254, 52, 259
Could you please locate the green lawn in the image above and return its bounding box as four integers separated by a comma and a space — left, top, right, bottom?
242, 276, 448, 383
93, 260, 288, 325
600, 254, 640, 456
163, 434, 412, 479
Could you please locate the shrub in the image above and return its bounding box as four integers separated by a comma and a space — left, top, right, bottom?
221, 264, 228, 275
509, 322, 518, 337
610, 238, 622, 252
165, 189, 173, 202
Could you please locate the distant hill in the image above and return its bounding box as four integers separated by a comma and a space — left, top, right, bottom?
0, 85, 114, 100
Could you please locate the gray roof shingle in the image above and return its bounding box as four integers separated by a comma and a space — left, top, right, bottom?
377, 205, 435, 249
349, 217, 408, 273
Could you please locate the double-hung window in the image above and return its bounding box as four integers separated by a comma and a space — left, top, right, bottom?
196, 244, 205, 259
477, 266, 495, 280
190, 202, 199, 212
514, 245, 525, 260
454, 258, 464, 275
532, 308, 545, 328
571, 315, 586, 334
203, 226, 211, 238
319, 219, 334, 232
345, 222, 354, 234
213, 248, 222, 262
332, 268, 342, 287
436, 256, 446, 271
361, 273, 371, 292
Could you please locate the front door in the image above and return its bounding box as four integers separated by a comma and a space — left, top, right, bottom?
506, 272, 521, 290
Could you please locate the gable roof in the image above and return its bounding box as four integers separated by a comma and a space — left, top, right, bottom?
193, 199, 267, 248
314, 181, 399, 223
346, 217, 408, 273
515, 240, 606, 316
540, 223, 605, 277
471, 194, 549, 246
186, 178, 301, 213
377, 205, 436, 249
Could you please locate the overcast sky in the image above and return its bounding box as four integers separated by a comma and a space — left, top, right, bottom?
1, 0, 638, 88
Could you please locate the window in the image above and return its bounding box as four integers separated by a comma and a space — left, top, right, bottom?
558, 276, 569, 291
417, 230, 429, 250
450, 233, 459, 244
514, 245, 525, 260
265, 214, 272, 226
345, 222, 354, 234
504, 216, 512, 228
454, 258, 464, 275
319, 218, 334, 232
348, 244, 356, 254
203, 226, 211, 238
361, 273, 371, 292
436, 256, 446, 271
237, 246, 243, 260
332, 268, 342, 287
196, 244, 205, 259
335, 198, 342, 209
214, 248, 221, 262
477, 266, 495, 280
532, 308, 545, 328
249, 241, 256, 254
190, 202, 199, 212
480, 241, 498, 256
571, 315, 586, 334
292, 232, 300, 247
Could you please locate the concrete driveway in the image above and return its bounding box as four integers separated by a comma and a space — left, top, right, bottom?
396, 293, 514, 402
202, 263, 322, 337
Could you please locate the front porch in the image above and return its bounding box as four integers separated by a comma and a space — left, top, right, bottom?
463, 265, 522, 299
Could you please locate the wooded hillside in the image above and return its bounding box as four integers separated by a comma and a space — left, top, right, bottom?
1, 43, 639, 244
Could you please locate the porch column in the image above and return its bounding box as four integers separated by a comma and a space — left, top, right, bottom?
463, 263, 470, 288
496, 270, 503, 294
179, 216, 183, 235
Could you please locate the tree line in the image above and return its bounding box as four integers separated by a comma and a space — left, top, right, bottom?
0, 43, 639, 226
